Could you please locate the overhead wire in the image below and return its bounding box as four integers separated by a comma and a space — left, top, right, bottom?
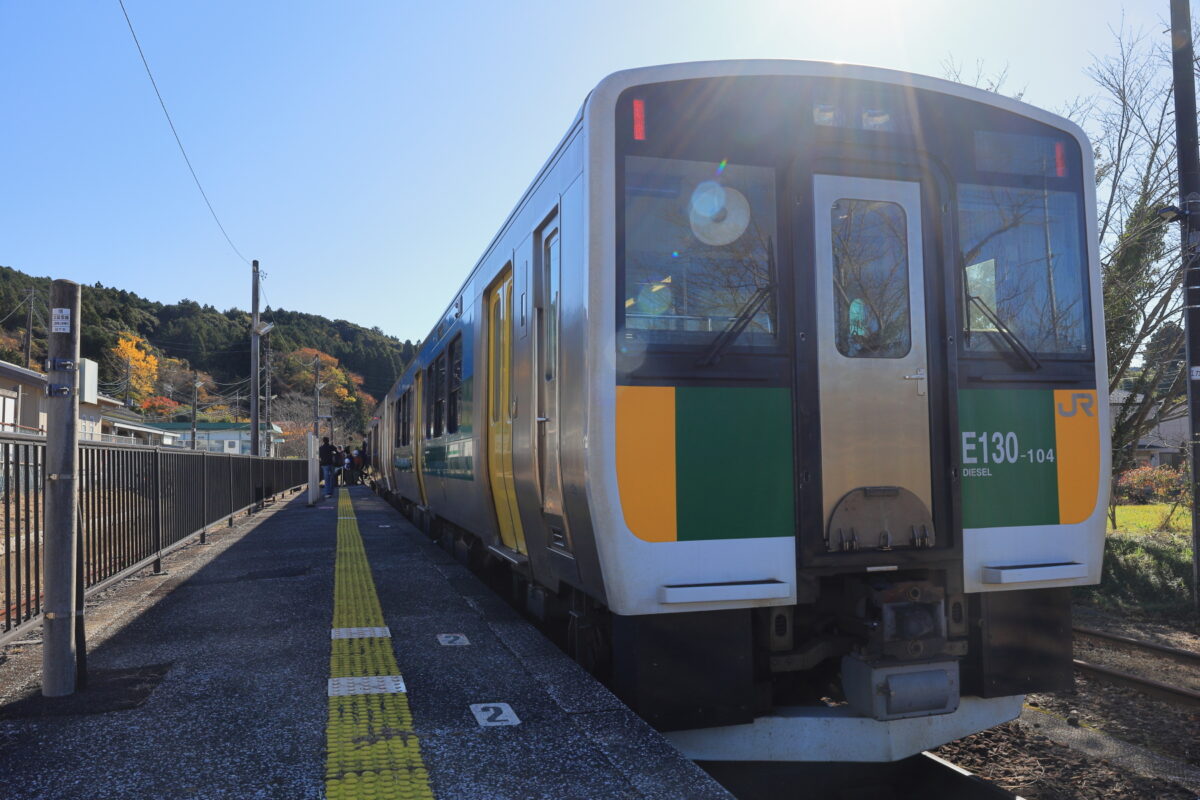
116, 0, 251, 265
0, 294, 32, 328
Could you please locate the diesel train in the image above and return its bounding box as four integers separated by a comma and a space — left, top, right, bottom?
367, 60, 1107, 762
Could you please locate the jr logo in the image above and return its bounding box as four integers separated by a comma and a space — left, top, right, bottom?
1056, 392, 1095, 418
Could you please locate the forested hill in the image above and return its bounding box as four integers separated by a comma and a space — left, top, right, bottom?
0, 265, 415, 401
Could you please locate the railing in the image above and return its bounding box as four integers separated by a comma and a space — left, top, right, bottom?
1, 435, 308, 645
78, 432, 141, 446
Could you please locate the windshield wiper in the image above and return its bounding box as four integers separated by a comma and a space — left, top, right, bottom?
965, 293, 1042, 371
697, 238, 776, 367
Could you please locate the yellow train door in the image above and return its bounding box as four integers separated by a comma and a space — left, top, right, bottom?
486, 268, 526, 553
413, 370, 428, 506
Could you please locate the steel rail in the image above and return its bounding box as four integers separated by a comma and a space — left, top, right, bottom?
1073, 658, 1200, 710
1073, 625, 1200, 667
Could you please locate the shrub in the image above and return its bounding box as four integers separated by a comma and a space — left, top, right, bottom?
1114, 465, 1190, 506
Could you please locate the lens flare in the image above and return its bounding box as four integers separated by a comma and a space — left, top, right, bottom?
716, 159, 728, 175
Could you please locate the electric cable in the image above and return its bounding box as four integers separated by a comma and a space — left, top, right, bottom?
117, 0, 251, 265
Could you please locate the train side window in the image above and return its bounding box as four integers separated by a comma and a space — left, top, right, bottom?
830, 198, 911, 358
447, 336, 462, 433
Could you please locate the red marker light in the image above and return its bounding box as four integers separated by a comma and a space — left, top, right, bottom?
1054, 141, 1066, 177
632, 99, 646, 141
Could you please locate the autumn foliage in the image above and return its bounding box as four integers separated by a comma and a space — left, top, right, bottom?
111, 333, 158, 405
141, 395, 182, 416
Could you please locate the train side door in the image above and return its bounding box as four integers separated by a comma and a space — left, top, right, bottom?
413, 371, 428, 506
536, 221, 569, 548
812, 175, 933, 548
486, 268, 527, 553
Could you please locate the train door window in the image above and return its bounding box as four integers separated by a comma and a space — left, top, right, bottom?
424, 369, 435, 439
490, 288, 503, 423
447, 336, 462, 433
431, 352, 446, 436
543, 228, 560, 381
830, 198, 911, 358
400, 395, 410, 450
400, 390, 412, 446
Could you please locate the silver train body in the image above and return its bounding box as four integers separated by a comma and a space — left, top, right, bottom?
368, 60, 1108, 761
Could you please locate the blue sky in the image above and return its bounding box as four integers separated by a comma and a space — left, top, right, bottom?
0, 1, 1167, 345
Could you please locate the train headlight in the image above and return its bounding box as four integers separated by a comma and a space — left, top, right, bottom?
689, 181, 750, 246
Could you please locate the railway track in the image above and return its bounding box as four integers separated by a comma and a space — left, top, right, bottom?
1073, 625, 1200, 709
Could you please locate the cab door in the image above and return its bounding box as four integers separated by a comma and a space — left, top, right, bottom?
486, 268, 527, 553
536, 223, 569, 548
813, 175, 933, 549
413, 371, 428, 506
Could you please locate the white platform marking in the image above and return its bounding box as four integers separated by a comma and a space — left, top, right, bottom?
437, 633, 470, 646
328, 675, 407, 696
331, 627, 391, 639
470, 703, 520, 726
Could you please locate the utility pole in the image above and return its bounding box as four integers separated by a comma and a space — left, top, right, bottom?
233, 389, 241, 424
250, 260, 260, 456
1170, 0, 1200, 609
264, 338, 272, 457
43, 279, 81, 696
123, 355, 131, 408
190, 371, 199, 451
23, 287, 34, 369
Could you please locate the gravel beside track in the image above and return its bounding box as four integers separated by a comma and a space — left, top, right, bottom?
932, 603, 1200, 799
934, 721, 1195, 799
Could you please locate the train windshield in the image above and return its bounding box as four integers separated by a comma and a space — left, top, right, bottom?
958, 130, 1091, 358
622, 156, 778, 349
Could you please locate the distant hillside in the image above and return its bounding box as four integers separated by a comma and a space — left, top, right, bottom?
0, 265, 415, 401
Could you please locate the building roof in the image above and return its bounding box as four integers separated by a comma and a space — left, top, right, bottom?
147, 422, 283, 432
0, 360, 47, 385
105, 417, 177, 437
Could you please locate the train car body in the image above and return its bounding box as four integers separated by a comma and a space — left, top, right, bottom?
370, 60, 1108, 762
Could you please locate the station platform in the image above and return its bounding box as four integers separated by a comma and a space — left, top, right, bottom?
0, 486, 731, 799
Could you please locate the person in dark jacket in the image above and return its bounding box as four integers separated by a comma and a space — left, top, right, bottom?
318, 437, 337, 497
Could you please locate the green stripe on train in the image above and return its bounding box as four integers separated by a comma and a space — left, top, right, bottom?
675, 387, 795, 541
958, 389, 1058, 528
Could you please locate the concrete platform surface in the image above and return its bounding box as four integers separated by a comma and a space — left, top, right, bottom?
0, 486, 732, 800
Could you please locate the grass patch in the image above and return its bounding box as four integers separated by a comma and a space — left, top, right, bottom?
1077, 510, 1194, 616
1106, 503, 1189, 533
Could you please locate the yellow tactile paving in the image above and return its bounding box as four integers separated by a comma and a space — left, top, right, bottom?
324, 490, 435, 800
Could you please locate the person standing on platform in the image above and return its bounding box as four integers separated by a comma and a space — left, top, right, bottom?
319, 437, 337, 497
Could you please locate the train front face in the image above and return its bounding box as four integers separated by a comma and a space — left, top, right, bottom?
585, 63, 1107, 760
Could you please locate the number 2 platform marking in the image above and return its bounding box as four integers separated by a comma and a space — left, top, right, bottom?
470, 702, 520, 727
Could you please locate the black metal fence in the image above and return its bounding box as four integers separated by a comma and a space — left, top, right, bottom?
1, 436, 308, 644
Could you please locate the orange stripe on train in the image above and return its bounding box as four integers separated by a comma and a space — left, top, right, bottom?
1054, 389, 1100, 525
616, 385, 677, 542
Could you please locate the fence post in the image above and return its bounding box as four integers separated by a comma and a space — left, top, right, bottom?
152, 448, 162, 574
227, 453, 234, 526
42, 279, 81, 697
200, 451, 207, 545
